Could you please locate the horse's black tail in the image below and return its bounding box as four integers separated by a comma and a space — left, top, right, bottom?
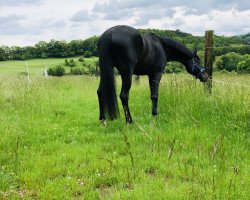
98, 31, 119, 120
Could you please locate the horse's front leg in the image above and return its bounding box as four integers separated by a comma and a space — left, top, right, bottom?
120, 74, 133, 123
149, 72, 162, 116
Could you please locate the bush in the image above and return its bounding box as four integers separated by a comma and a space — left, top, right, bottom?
219, 69, 231, 74
47, 67, 56, 76
65, 59, 69, 66
0, 48, 6, 61
165, 62, 183, 74
69, 59, 76, 67
41, 52, 48, 59
18, 72, 29, 76
89, 66, 97, 75
237, 59, 250, 74
48, 65, 65, 76
214, 52, 242, 72
83, 51, 92, 58
70, 67, 84, 75
78, 57, 84, 62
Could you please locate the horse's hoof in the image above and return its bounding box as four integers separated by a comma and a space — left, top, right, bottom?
100, 119, 107, 126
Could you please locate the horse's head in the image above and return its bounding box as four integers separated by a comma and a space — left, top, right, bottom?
189, 52, 209, 82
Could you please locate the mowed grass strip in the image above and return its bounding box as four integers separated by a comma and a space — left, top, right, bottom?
0, 74, 249, 199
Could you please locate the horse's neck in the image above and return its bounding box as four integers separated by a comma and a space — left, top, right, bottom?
166, 50, 186, 63
161, 37, 192, 64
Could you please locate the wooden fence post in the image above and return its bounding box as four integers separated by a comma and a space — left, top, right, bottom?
204, 30, 214, 93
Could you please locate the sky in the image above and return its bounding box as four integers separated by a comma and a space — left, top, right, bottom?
0, 0, 250, 46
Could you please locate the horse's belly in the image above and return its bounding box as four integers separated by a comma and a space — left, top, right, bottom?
133, 63, 152, 75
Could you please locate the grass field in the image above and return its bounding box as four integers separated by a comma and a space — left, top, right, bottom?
0, 57, 98, 75
0, 59, 249, 199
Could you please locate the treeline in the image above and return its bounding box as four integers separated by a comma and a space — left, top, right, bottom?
0, 29, 250, 74
1, 29, 250, 62
0, 36, 98, 61
139, 29, 250, 56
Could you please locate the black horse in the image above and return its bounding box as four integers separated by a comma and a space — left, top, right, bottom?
97, 25, 208, 123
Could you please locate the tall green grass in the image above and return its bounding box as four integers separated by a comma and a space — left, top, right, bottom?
0, 74, 249, 199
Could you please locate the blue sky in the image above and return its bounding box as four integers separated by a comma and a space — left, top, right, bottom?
0, 0, 249, 46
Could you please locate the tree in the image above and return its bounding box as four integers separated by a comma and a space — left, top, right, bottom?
214, 52, 242, 72
35, 41, 48, 58
69, 59, 76, 67
0, 48, 6, 61
65, 59, 69, 66
83, 51, 93, 58
70, 67, 84, 75
237, 55, 250, 73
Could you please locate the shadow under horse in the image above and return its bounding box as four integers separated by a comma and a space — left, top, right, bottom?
97, 25, 209, 123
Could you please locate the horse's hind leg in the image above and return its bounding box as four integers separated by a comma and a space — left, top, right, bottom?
120, 74, 133, 123
97, 85, 105, 121
149, 72, 162, 116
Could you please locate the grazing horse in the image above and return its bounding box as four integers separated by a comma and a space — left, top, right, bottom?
97, 25, 208, 123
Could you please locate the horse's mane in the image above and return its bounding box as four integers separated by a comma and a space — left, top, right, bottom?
160, 37, 194, 58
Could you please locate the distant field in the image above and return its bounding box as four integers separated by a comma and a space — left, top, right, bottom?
0, 73, 249, 199
0, 57, 98, 74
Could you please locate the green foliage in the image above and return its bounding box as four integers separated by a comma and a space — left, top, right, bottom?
83, 51, 93, 58
214, 52, 243, 72
70, 67, 84, 75
78, 57, 84, 62
237, 56, 250, 74
89, 66, 97, 75
64, 59, 69, 66
41, 52, 48, 59
165, 62, 184, 74
48, 65, 65, 76
0, 47, 6, 61
68, 59, 76, 67
238, 33, 250, 44
213, 45, 250, 57
18, 71, 29, 76
83, 64, 94, 75
47, 67, 55, 76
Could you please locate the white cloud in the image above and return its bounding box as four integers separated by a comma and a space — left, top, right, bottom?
0, 0, 249, 46
0, 0, 43, 6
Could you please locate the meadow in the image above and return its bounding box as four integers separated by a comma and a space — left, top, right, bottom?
0, 57, 98, 75
0, 58, 249, 199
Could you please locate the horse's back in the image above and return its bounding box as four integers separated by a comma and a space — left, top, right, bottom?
98, 25, 165, 75
99, 25, 141, 50
100, 26, 143, 72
